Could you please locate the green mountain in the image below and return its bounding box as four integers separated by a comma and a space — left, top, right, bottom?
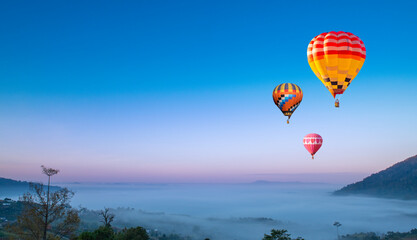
0, 177, 60, 197
334, 155, 417, 199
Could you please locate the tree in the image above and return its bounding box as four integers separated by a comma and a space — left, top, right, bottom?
92, 226, 115, 240
340, 232, 380, 240
77, 208, 117, 240
41, 165, 60, 240
334, 221, 342, 240
10, 165, 80, 240
77, 226, 150, 240
115, 226, 149, 240
77, 231, 95, 240
100, 208, 115, 227
77, 226, 115, 240
263, 229, 304, 240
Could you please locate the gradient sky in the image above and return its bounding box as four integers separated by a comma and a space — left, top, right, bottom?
0, 0, 416, 183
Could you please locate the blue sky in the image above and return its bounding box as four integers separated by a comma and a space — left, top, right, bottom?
0, 0, 416, 183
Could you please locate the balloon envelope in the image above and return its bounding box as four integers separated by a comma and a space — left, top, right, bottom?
303, 133, 323, 159
307, 31, 366, 101
272, 83, 303, 123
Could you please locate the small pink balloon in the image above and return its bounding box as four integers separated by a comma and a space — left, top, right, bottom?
303, 133, 323, 159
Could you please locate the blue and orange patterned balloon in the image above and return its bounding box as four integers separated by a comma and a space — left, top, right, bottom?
273, 83, 303, 124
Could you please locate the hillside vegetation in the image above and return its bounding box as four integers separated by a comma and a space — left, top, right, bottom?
334, 155, 417, 199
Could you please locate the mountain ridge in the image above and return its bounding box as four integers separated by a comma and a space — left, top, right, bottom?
0, 177, 61, 197
334, 155, 417, 199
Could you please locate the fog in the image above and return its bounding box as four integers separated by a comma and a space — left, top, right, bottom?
57, 183, 417, 239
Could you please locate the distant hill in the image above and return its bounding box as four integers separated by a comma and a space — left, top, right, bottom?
0, 177, 60, 197
334, 155, 417, 199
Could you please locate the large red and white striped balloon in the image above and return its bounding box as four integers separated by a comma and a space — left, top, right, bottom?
303, 133, 323, 159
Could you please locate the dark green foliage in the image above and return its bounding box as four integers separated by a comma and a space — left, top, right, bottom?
77, 226, 151, 240
115, 226, 149, 240
77, 226, 115, 240
77, 231, 96, 240
334, 155, 417, 199
156, 233, 192, 240
341, 232, 380, 240
92, 226, 115, 240
263, 229, 304, 240
384, 228, 417, 239
341, 228, 417, 240
263, 229, 291, 240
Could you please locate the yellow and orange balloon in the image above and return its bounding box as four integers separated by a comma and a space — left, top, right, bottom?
307, 31, 366, 107
273, 83, 303, 124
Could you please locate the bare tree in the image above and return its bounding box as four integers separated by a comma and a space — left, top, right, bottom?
333, 221, 342, 240
41, 165, 59, 240
10, 166, 80, 240
100, 208, 115, 227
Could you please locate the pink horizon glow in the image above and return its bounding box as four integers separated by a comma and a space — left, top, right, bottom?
1, 165, 370, 184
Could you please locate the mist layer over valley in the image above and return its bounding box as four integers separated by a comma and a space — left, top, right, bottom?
3, 182, 414, 240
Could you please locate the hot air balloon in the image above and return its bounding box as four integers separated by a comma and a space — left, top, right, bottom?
303, 133, 323, 159
307, 31, 366, 107
273, 83, 303, 124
